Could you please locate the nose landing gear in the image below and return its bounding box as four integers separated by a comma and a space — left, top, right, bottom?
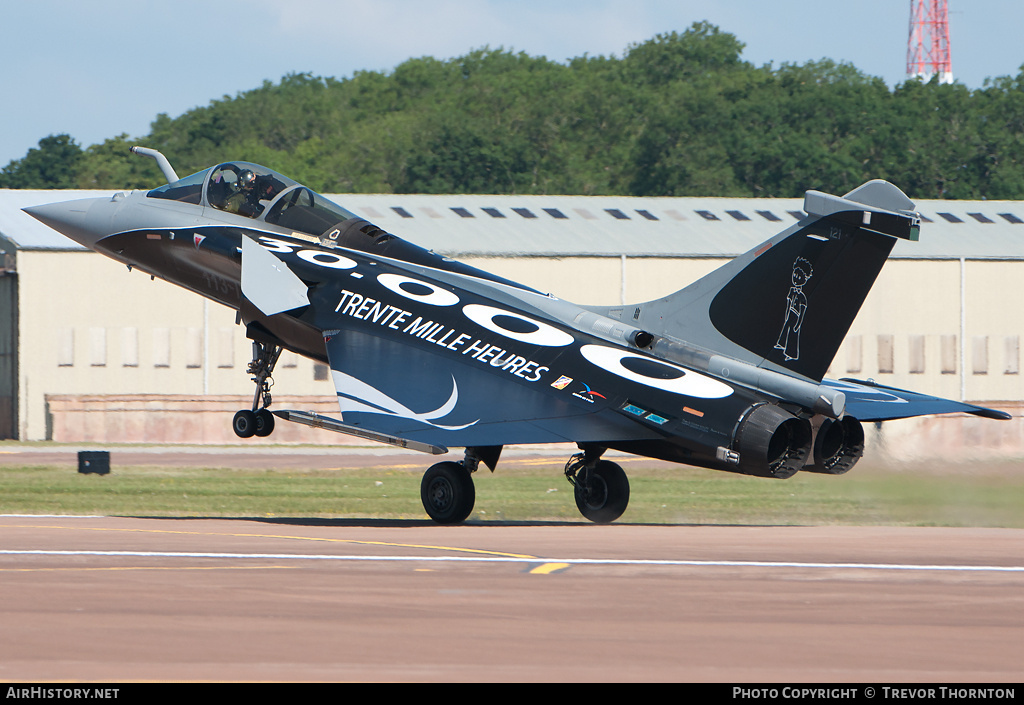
232, 341, 282, 438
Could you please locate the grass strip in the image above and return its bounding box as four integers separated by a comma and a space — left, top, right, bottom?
0, 461, 1021, 526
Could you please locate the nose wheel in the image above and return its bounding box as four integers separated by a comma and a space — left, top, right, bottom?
232, 408, 276, 438
232, 341, 281, 438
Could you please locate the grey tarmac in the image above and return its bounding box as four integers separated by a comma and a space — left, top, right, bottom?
1, 514, 1022, 682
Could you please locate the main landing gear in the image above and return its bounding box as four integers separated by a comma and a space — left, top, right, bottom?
417, 445, 631, 524
232, 341, 282, 439
564, 447, 630, 524
420, 447, 485, 524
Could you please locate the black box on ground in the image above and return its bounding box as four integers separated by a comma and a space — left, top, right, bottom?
78, 450, 110, 475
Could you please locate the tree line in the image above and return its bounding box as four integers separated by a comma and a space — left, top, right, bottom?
4, 22, 1024, 200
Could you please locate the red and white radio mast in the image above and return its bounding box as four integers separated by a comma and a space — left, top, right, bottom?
907, 0, 953, 83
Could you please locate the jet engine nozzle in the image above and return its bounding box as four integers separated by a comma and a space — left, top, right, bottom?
804, 417, 865, 475
732, 404, 812, 479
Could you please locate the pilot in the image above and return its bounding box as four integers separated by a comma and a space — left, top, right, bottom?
223, 169, 263, 217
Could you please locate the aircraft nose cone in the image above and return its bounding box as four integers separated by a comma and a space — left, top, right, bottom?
22, 197, 118, 249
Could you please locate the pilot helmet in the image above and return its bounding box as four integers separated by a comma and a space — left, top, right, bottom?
238, 170, 256, 190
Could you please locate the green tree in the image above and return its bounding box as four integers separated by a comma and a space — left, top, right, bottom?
0, 134, 83, 188
7, 26, 1024, 200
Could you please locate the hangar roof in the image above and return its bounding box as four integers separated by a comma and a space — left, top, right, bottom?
343, 193, 1024, 260
2, 188, 1023, 259
0, 190, 120, 251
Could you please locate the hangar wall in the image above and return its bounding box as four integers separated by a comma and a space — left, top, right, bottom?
17, 250, 331, 441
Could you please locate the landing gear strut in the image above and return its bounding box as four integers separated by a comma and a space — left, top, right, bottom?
232, 341, 282, 439
420, 448, 481, 524
565, 447, 630, 523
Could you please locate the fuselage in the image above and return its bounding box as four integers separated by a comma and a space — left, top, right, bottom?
22, 161, 830, 479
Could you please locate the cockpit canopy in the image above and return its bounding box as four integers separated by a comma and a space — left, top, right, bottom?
147, 162, 360, 237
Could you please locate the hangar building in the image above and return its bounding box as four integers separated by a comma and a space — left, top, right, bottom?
0, 188, 1020, 455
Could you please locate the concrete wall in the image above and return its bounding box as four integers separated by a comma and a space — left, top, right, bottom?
46, 394, 347, 444
18, 251, 333, 441
864, 402, 1024, 462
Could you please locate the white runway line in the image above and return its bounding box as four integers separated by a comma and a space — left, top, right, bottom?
2, 549, 1023, 572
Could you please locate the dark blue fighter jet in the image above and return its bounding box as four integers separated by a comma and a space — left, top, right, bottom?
25, 147, 1010, 523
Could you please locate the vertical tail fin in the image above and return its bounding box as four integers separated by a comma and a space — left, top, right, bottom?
633, 181, 920, 382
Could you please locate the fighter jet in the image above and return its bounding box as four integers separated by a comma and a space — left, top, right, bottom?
25, 147, 1009, 523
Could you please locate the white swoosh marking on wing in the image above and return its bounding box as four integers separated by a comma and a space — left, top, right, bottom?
331, 370, 478, 431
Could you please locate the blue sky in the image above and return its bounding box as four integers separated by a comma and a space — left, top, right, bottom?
2, 0, 1022, 167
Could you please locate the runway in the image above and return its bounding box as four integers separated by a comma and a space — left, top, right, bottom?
1, 515, 1022, 682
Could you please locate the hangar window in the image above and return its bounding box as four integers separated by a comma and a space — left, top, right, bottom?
908, 335, 925, 374
695, 210, 719, 221
543, 208, 568, 219
122, 328, 138, 368
937, 212, 963, 223
216, 328, 234, 369
967, 212, 994, 223
918, 213, 934, 223
1004, 336, 1020, 375
636, 210, 658, 221
941, 335, 957, 374
512, 208, 537, 219
787, 211, 805, 220
574, 208, 597, 220
877, 335, 894, 374
89, 325, 105, 366
451, 207, 474, 218
999, 212, 1023, 224
756, 210, 781, 222
726, 210, 750, 221
482, 208, 506, 218
57, 328, 74, 367
845, 335, 862, 374
605, 209, 630, 220
153, 328, 170, 368
391, 207, 413, 218
185, 328, 202, 369
973, 336, 989, 375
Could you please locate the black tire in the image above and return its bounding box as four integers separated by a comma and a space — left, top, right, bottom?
420, 461, 475, 524
232, 410, 257, 438
254, 409, 275, 437
574, 460, 630, 523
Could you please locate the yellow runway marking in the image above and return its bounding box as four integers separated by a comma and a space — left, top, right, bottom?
2, 523, 539, 560
529, 563, 570, 574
